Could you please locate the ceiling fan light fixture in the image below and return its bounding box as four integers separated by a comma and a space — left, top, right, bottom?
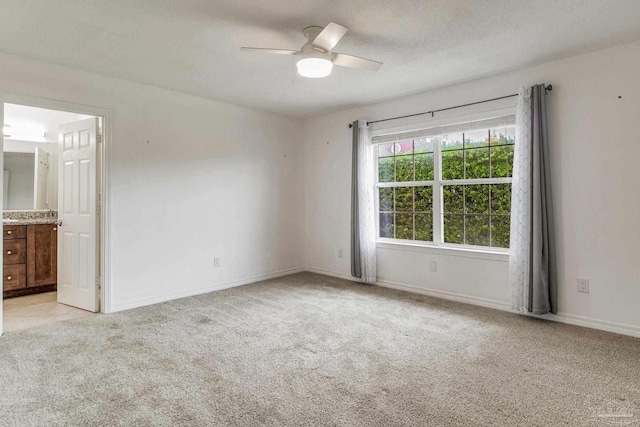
242, 22, 382, 77
296, 57, 333, 78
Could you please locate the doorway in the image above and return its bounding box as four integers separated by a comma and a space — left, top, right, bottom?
0, 97, 110, 334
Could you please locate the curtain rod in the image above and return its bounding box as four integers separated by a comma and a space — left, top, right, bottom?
348, 85, 552, 128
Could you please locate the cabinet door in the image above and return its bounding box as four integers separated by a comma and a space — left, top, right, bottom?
27, 224, 58, 287
4, 265, 27, 291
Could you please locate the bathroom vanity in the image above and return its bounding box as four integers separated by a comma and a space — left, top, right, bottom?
3, 211, 59, 298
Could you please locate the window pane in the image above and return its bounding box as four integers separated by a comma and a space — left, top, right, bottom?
394, 140, 413, 156
491, 215, 510, 248
379, 188, 394, 211
465, 184, 489, 214
414, 138, 433, 153
465, 215, 490, 246
395, 155, 414, 182
378, 143, 395, 157
443, 185, 464, 213
465, 147, 490, 179
415, 186, 433, 212
464, 130, 489, 148
379, 213, 394, 238
414, 153, 434, 181
490, 127, 515, 146
395, 214, 413, 239
441, 132, 463, 151
443, 214, 464, 244
378, 157, 394, 182
395, 187, 413, 212
490, 144, 514, 178
490, 184, 511, 214
415, 214, 433, 241
442, 150, 464, 180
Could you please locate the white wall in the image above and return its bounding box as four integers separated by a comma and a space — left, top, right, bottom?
304, 41, 640, 336
0, 52, 305, 313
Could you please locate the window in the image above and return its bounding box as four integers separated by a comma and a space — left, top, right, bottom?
374, 116, 515, 250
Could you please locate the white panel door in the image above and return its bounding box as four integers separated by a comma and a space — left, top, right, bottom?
57, 118, 98, 312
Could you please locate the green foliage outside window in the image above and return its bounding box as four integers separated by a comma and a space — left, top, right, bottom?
378, 128, 514, 248
441, 128, 514, 248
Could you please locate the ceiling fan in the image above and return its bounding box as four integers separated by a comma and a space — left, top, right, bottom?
241, 22, 383, 78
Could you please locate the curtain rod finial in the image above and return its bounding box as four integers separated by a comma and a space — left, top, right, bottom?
546, 85, 552, 91
348, 123, 353, 128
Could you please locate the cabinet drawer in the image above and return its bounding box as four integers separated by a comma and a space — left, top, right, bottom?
3, 225, 26, 240
3, 239, 26, 265
3, 264, 26, 291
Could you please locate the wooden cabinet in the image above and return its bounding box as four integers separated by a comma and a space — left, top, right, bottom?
4, 238, 27, 265
4, 225, 26, 240
3, 265, 26, 291
3, 223, 57, 298
27, 224, 58, 287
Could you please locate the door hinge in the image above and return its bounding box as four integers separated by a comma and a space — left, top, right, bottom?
96, 276, 101, 287
96, 202, 102, 215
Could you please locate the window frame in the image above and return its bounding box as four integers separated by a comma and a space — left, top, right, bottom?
373, 115, 514, 254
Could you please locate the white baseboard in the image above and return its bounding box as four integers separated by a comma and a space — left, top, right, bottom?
538, 312, 640, 339
110, 266, 305, 313
304, 266, 359, 282
305, 266, 510, 312
303, 266, 640, 339
375, 278, 511, 312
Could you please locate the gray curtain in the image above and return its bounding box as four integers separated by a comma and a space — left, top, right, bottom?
529, 84, 557, 314
350, 120, 361, 279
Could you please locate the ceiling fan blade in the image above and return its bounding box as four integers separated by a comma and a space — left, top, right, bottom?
312, 22, 348, 51
332, 53, 383, 71
240, 47, 299, 55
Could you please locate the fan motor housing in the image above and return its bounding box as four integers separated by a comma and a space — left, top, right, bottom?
303, 26, 324, 42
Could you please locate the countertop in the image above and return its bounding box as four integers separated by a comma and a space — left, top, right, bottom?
3, 219, 61, 226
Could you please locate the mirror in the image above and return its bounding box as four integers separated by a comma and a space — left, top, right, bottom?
4, 152, 35, 209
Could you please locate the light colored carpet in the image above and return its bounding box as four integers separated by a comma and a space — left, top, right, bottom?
0, 272, 639, 426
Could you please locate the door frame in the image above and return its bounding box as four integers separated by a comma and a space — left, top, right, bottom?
0, 92, 113, 334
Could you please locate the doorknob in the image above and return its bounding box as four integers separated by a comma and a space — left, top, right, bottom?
6, 250, 11, 255
6, 276, 11, 280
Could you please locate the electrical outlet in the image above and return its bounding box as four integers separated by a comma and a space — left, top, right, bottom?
338, 248, 343, 258
577, 278, 589, 293
429, 260, 437, 272
214, 257, 220, 268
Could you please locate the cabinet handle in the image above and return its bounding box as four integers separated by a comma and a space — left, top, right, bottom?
6, 276, 11, 280
53, 227, 57, 231
6, 250, 11, 255
6, 231, 11, 235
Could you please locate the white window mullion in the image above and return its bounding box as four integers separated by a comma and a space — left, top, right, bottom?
373, 145, 380, 240
440, 177, 512, 186
433, 136, 443, 245
376, 180, 434, 188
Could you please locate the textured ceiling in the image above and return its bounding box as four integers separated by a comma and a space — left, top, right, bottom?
1, 0, 640, 118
